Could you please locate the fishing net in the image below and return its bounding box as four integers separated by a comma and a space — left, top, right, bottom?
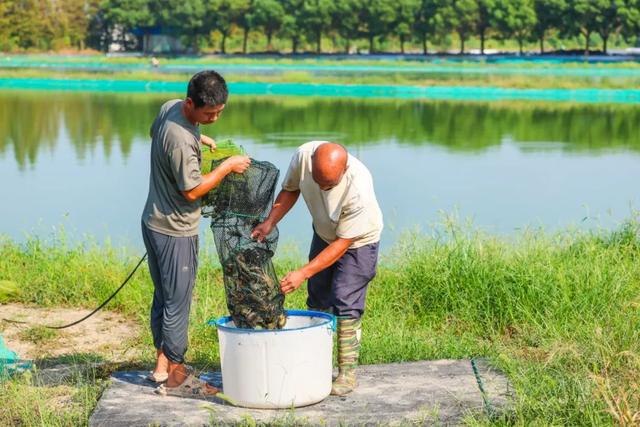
201, 141, 286, 330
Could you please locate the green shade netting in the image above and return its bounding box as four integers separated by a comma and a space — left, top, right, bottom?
0, 335, 20, 378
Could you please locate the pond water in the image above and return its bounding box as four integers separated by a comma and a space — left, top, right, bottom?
1, 90, 639, 253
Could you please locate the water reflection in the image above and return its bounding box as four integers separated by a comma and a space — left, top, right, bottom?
1, 91, 638, 170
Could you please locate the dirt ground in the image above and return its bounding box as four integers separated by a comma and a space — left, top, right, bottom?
0, 303, 141, 361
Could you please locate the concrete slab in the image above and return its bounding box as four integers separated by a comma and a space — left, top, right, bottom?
89, 360, 513, 426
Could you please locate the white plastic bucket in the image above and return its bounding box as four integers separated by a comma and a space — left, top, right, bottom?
210, 310, 335, 409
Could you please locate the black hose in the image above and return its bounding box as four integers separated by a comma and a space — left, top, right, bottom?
2, 253, 147, 330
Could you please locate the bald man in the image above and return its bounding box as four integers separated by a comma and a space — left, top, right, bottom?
252, 141, 383, 396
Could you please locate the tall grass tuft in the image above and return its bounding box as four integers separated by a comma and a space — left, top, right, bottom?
0, 280, 19, 303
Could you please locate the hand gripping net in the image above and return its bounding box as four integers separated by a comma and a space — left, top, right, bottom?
202, 158, 286, 330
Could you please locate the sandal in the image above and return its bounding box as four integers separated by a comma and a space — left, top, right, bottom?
154, 373, 219, 398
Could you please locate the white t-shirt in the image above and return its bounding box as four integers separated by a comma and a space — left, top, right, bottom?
282, 141, 383, 248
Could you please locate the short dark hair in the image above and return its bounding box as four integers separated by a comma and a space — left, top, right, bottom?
187, 70, 228, 108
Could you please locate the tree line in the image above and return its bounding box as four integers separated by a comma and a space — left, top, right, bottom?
1, 0, 639, 54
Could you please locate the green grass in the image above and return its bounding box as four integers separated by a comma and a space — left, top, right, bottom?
0, 280, 19, 303
1, 218, 639, 425
1, 68, 638, 90
18, 327, 58, 346
0, 363, 107, 426
4, 53, 640, 67
1, 57, 639, 89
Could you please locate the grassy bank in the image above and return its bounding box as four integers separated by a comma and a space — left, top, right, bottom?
1, 220, 639, 425
1, 56, 639, 90
4, 55, 640, 66
2, 69, 639, 91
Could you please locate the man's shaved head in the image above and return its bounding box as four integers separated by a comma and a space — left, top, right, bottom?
312, 142, 348, 190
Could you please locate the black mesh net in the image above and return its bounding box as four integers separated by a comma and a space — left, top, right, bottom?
202, 158, 286, 330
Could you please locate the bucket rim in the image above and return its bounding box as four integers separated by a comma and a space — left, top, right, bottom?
208, 309, 335, 332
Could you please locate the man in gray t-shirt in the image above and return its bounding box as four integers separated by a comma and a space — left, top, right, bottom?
141, 98, 204, 236
141, 70, 250, 398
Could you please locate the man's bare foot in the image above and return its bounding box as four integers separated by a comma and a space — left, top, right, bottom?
166, 362, 189, 387
153, 349, 169, 377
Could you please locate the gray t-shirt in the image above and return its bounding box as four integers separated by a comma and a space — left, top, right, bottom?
141, 100, 202, 237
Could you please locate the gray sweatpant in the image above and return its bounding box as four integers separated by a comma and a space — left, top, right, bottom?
141, 222, 198, 364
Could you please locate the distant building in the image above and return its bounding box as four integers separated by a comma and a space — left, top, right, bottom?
132, 27, 186, 54
108, 26, 186, 54
106, 26, 138, 52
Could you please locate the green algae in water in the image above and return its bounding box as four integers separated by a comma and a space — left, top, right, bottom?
201, 138, 246, 213
201, 139, 244, 175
